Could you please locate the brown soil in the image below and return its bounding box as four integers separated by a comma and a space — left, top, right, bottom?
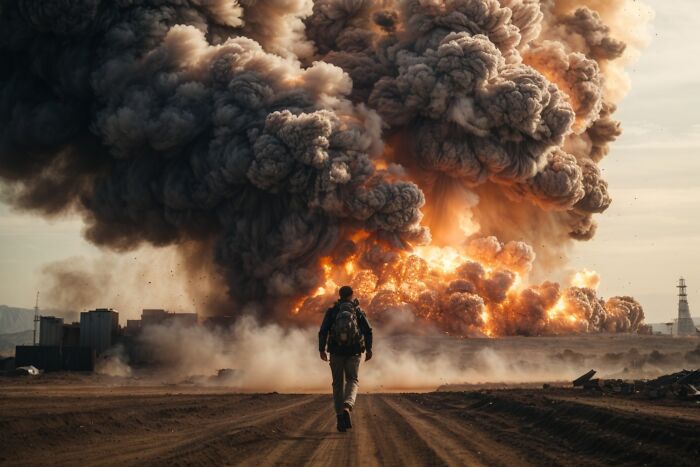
1, 381, 698, 466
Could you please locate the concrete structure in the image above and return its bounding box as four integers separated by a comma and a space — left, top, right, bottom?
675, 278, 696, 336
141, 308, 169, 326
39, 316, 64, 346
170, 312, 198, 326
15, 346, 62, 372
121, 309, 198, 364
204, 316, 236, 330
14, 345, 95, 372
125, 319, 142, 336
80, 308, 119, 355
141, 309, 198, 327
62, 347, 96, 371
62, 323, 81, 347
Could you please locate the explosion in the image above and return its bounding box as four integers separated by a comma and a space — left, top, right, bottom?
0, 0, 651, 336
293, 235, 644, 336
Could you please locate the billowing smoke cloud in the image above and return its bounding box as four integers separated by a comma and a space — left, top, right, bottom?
0, 1, 651, 335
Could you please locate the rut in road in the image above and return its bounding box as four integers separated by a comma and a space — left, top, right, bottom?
3, 391, 699, 466
227, 394, 540, 467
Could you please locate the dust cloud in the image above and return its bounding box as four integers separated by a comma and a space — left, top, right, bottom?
100, 319, 696, 392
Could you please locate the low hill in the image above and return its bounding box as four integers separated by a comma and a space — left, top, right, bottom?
0, 330, 33, 356
0, 306, 34, 334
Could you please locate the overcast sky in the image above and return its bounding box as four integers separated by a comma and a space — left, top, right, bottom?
0, 0, 697, 323
568, 0, 700, 322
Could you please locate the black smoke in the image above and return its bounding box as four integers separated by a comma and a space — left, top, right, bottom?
0, 0, 426, 313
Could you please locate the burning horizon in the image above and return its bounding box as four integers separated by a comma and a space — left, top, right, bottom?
0, 1, 652, 336
291, 234, 644, 336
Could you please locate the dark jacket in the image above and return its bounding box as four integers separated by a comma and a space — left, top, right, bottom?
318, 299, 373, 356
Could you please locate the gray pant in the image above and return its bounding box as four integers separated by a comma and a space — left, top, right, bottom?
329, 354, 361, 414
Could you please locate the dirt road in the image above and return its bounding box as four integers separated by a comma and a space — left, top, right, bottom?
1, 383, 698, 466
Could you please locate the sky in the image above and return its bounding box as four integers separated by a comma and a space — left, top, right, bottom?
568, 0, 700, 322
0, 0, 698, 323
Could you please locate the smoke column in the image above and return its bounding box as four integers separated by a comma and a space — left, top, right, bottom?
0, 0, 651, 335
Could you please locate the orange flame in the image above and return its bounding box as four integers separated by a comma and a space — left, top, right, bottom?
290, 230, 605, 337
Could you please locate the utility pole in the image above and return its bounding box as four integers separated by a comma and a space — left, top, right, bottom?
33, 291, 40, 345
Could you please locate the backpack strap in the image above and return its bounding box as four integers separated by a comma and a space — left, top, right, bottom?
330, 303, 340, 319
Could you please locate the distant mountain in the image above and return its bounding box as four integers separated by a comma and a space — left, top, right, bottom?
0, 330, 33, 356
0, 306, 34, 334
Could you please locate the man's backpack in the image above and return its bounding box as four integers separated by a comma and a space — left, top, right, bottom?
332, 300, 363, 349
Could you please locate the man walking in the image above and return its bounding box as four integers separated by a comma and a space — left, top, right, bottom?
318, 285, 373, 432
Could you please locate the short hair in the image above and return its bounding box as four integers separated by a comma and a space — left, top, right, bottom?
339, 285, 353, 299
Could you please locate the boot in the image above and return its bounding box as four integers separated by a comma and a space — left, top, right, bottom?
343, 404, 352, 429
336, 414, 347, 432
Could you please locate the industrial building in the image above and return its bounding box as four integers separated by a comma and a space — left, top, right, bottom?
40, 316, 98, 347
13, 307, 119, 372
62, 322, 81, 347
39, 316, 64, 346
80, 308, 119, 355
14, 345, 95, 372
141, 308, 198, 327
203, 315, 236, 330
125, 309, 198, 337
123, 308, 198, 338
121, 309, 198, 366
15, 306, 200, 372
61, 347, 96, 371
124, 319, 142, 336
15, 346, 62, 372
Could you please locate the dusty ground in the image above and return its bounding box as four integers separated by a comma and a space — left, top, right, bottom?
1, 380, 698, 467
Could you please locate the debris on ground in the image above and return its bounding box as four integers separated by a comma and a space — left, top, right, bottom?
572, 368, 700, 400
572, 369, 596, 387
13, 365, 41, 376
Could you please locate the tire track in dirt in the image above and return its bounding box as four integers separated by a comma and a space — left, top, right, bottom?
404, 394, 602, 467
216, 395, 333, 467
3, 389, 699, 467
382, 396, 524, 467
303, 394, 444, 467
551, 395, 700, 423
230, 393, 445, 467
411, 391, 700, 467
3, 395, 319, 467
108, 396, 322, 466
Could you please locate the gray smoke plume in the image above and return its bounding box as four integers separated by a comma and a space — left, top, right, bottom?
308, 0, 621, 243
0, 1, 649, 334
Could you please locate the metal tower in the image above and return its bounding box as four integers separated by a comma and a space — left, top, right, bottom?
32, 291, 40, 345
675, 278, 696, 336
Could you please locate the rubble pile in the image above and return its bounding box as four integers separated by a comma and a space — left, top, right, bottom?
572, 369, 700, 400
